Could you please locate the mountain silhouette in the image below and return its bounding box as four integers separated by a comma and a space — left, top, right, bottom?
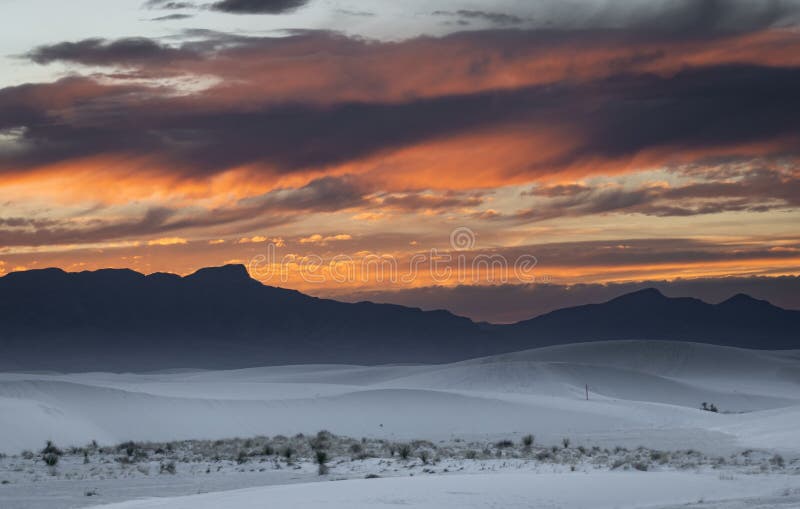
503, 288, 799, 349
0, 265, 797, 371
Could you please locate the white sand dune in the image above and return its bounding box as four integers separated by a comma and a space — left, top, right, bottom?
86, 472, 800, 509
0, 341, 798, 454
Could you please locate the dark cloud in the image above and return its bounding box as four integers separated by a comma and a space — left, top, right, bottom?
210, 0, 309, 14
143, 0, 195, 9
378, 191, 485, 212
509, 165, 800, 220
525, 0, 800, 33
0, 207, 177, 247
335, 9, 375, 18
241, 175, 368, 213
433, 10, 525, 26
630, 0, 800, 33
151, 13, 194, 21
27, 38, 197, 66
335, 274, 800, 323
4, 59, 800, 184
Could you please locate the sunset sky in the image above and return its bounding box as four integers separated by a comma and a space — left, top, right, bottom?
2, 0, 800, 321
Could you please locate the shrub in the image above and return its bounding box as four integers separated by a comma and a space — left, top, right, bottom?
262, 444, 275, 456
41, 441, 62, 457
633, 462, 649, 471
349, 443, 363, 455
315, 450, 329, 475
495, 439, 514, 449
160, 461, 176, 474
281, 446, 294, 461
464, 450, 478, 460
771, 454, 785, 468
419, 451, 429, 464
236, 451, 249, 464
43, 453, 59, 467
118, 441, 138, 457
398, 444, 411, 460
310, 431, 332, 452
562, 438, 571, 449
522, 435, 534, 448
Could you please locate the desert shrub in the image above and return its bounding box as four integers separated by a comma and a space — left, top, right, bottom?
236, 451, 249, 464
349, 443, 363, 455
536, 451, 552, 461
398, 444, 411, 460
281, 446, 294, 461
118, 441, 138, 457
365, 473, 381, 479
43, 453, 59, 466
315, 450, 329, 475
309, 430, 332, 452
419, 451, 429, 464
633, 462, 649, 471
495, 439, 514, 449
464, 450, 478, 460
21, 450, 34, 460
771, 454, 785, 468
577, 446, 586, 455
41, 441, 63, 457
522, 435, 534, 448
160, 461, 176, 474
701, 402, 719, 413
262, 444, 275, 456
562, 438, 571, 449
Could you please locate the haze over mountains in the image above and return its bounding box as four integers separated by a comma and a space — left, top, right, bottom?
1, 265, 798, 371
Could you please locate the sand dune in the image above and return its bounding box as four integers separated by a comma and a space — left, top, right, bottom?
87, 472, 800, 509
0, 341, 798, 454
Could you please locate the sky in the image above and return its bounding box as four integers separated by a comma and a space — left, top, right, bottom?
2, 0, 800, 321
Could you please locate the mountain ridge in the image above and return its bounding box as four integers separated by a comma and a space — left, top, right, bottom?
0, 264, 797, 371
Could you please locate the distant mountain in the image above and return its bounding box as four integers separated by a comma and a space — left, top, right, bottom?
0, 266, 797, 371
501, 288, 800, 349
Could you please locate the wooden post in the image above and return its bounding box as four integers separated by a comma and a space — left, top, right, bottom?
585, 384, 589, 401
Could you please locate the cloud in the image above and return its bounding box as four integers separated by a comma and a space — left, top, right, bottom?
433, 10, 525, 26
151, 13, 194, 21
143, 0, 195, 9
335, 9, 375, 18
210, 0, 309, 14
147, 236, 188, 246
5, 59, 800, 185
237, 235, 268, 243
27, 38, 198, 66
510, 165, 800, 221
299, 233, 352, 245
5, 25, 800, 257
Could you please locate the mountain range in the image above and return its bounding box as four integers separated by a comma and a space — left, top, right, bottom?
0, 264, 797, 371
